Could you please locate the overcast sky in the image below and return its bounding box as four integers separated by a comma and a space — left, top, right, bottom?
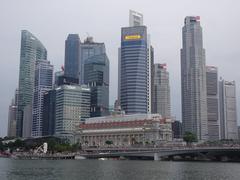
0, 0, 240, 137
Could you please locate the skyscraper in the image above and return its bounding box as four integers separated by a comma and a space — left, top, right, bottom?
42, 89, 56, 136
206, 66, 220, 140
64, 34, 80, 81
17, 30, 47, 137
219, 79, 238, 139
54, 70, 64, 87
32, 60, 53, 137
84, 53, 109, 117
7, 89, 18, 137
172, 121, 183, 139
119, 10, 152, 114
152, 64, 171, 118
55, 85, 90, 140
79, 37, 106, 84
8, 104, 17, 137
22, 104, 32, 138
181, 16, 208, 140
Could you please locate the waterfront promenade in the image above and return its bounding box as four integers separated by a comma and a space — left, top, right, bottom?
10, 146, 240, 161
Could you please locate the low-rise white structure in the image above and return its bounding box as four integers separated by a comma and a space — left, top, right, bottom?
75, 114, 172, 147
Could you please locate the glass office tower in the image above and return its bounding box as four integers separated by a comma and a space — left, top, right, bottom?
181, 16, 208, 140
84, 53, 109, 117
17, 30, 47, 137
152, 64, 171, 118
32, 60, 53, 137
55, 85, 90, 140
206, 66, 220, 140
219, 79, 238, 139
64, 34, 80, 81
79, 37, 106, 85
119, 10, 152, 114
120, 26, 148, 114
43, 89, 56, 136
7, 89, 18, 137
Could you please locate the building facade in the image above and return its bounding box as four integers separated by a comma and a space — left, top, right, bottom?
120, 26, 148, 114
119, 10, 152, 114
7, 90, 18, 137
219, 79, 238, 139
181, 16, 208, 140
79, 37, 106, 85
17, 30, 47, 137
172, 121, 182, 139
32, 60, 53, 137
22, 104, 32, 138
76, 114, 172, 147
55, 85, 90, 139
84, 53, 109, 117
43, 90, 56, 136
206, 66, 220, 140
64, 34, 80, 81
151, 63, 171, 118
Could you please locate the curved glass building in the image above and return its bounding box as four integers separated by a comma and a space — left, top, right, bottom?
17, 30, 47, 137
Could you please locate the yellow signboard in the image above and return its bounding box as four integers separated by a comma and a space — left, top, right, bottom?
124, 34, 142, 40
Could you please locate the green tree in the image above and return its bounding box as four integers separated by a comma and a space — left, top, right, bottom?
14, 139, 25, 148
105, 140, 113, 146
71, 143, 80, 152
0, 141, 5, 151
183, 132, 197, 145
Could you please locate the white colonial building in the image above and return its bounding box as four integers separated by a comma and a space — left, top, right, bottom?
75, 114, 173, 147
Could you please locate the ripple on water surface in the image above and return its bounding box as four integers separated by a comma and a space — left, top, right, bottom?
0, 158, 240, 180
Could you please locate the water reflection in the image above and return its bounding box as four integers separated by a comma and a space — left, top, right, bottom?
1, 159, 240, 180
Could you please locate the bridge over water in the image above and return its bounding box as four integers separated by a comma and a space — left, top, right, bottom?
78, 147, 240, 161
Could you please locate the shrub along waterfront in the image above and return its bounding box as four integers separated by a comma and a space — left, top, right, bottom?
0, 136, 81, 153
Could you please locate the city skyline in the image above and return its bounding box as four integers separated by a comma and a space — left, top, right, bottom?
1, 0, 240, 137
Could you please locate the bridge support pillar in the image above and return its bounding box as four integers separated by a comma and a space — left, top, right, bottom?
154, 153, 159, 161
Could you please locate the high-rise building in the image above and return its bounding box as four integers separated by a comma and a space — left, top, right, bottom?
172, 121, 183, 139
79, 37, 106, 84
17, 30, 47, 137
32, 60, 53, 137
206, 66, 220, 140
42, 89, 56, 136
219, 79, 238, 139
7, 89, 18, 137
119, 10, 152, 114
54, 70, 64, 87
22, 104, 32, 138
64, 34, 80, 81
84, 53, 109, 117
151, 63, 171, 118
8, 104, 17, 137
55, 85, 90, 140
181, 16, 208, 140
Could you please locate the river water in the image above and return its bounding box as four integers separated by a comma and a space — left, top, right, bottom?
0, 158, 240, 180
